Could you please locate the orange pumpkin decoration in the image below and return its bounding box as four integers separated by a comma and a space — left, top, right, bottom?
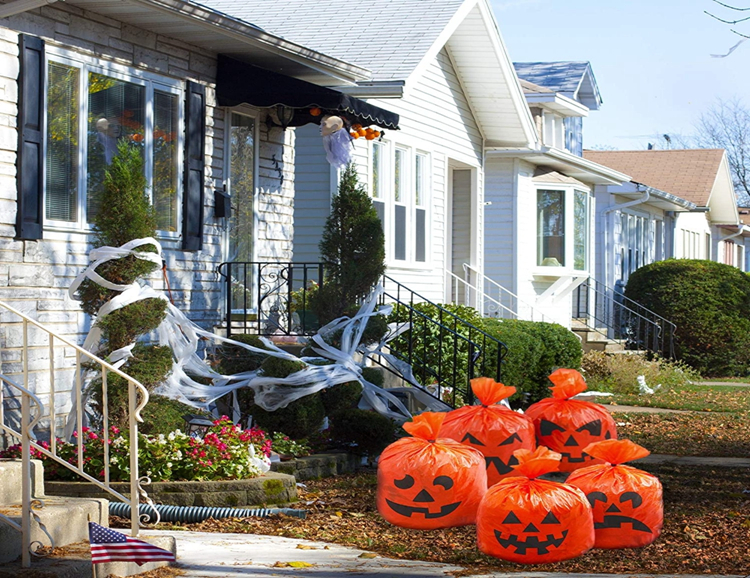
309, 107, 322, 116
377, 412, 487, 529
439, 378, 535, 487
525, 369, 617, 472
566, 440, 663, 549
477, 447, 594, 564
350, 131, 359, 139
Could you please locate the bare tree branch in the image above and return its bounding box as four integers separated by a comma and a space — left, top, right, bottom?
712, 0, 750, 11
705, 10, 750, 24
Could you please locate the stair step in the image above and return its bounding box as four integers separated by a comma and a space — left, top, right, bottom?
0, 460, 44, 506
0, 496, 108, 564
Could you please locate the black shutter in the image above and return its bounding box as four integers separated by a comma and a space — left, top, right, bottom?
182, 81, 206, 251
16, 34, 45, 240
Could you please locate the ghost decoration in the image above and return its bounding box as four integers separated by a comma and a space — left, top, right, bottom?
525, 369, 618, 472
566, 439, 663, 549
476, 446, 595, 564
321, 115, 353, 168
377, 412, 487, 529
439, 378, 536, 487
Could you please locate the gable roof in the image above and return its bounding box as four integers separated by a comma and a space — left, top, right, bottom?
583, 149, 726, 206
514, 61, 602, 110
195, 0, 465, 82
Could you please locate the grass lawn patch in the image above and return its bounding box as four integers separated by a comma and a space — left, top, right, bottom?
145, 466, 750, 575
609, 383, 750, 412
612, 412, 750, 457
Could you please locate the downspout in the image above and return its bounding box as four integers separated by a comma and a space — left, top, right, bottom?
601, 188, 650, 290
0, 0, 58, 18
718, 226, 744, 266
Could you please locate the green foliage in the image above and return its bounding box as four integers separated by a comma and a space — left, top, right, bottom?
625, 259, 750, 376
317, 163, 385, 323
329, 409, 398, 456
76, 254, 159, 316
96, 298, 168, 354
480, 318, 582, 405
321, 380, 363, 414
215, 334, 270, 375
581, 350, 701, 395
271, 432, 312, 458
139, 396, 210, 436
259, 356, 307, 378
251, 393, 326, 440
361, 367, 384, 387
92, 139, 157, 247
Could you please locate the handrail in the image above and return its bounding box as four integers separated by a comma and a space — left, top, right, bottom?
0, 300, 150, 568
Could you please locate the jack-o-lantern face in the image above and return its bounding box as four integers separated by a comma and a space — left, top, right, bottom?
587, 491, 651, 533
537, 416, 615, 469
493, 509, 569, 557
460, 431, 527, 477
384, 473, 461, 519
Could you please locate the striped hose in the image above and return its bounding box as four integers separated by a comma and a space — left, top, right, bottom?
109, 502, 307, 523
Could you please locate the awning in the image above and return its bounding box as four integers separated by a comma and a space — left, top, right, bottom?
216, 55, 399, 130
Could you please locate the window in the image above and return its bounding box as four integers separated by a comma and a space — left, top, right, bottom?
45, 52, 182, 233
370, 142, 429, 264
621, 212, 654, 280
537, 187, 591, 270
227, 113, 255, 262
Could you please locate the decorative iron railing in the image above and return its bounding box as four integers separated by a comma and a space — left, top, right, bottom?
0, 301, 150, 568
573, 278, 676, 358
217, 262, 329, 338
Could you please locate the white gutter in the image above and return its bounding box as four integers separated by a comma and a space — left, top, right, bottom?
0, 0, 56, 18
718, 227, 744, 242
601, 189, 650, 291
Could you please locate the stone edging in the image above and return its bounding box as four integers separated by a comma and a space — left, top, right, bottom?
270, 452, 360, 480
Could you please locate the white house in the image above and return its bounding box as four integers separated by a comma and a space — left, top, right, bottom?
584, 149, 748, 289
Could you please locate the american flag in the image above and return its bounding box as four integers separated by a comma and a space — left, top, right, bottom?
88, 522, 176, 566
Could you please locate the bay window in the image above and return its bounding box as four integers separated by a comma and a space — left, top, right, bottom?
45, 51, 182, 233
537, 187, 591, 271
369, 142, 429, 265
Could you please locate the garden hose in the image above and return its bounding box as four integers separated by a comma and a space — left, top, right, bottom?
109, 502, 307, 523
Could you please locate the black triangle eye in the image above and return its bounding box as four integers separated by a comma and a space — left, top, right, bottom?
499, 432, 521, 446
540, 419, 565, 436
576, 419, 602, 436
620, 492, 643, 508
541, 511, 560, 525
461, 432, 485, 446
394, 475, 414, 489
502, 511, 522, 524
433, 475, 454, 490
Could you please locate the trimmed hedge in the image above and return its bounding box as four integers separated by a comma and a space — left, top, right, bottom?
624, 259, 750, 376
480, 318, 582, 405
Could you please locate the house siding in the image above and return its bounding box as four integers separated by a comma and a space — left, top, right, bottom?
0, 9, 294, 429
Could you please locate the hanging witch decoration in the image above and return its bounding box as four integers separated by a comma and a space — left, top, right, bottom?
321, 115, 353, 168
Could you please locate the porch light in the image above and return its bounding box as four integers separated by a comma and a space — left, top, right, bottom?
182, 414, 214, 437
266, 104, 296, 130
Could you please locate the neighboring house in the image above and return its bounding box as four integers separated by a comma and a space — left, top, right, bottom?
738, 207, 750, 272
482, 62, 627, 326
584, 149, 748, 289
0, 0, 395, 424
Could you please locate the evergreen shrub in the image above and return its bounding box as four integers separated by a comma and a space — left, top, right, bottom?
321, 380, 363, 414
624, 259, 750, 376
215, 334, 269, 375
329, 409, 398, 456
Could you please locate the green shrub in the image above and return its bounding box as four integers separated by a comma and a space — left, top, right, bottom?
625, 259, 750, 376
259, 356, 307, 378
329, 409, 397, 456
139, 396, 212, 436
96, 299, 168, 353
215, 334, 269, 375
321, 380, 363, 414
581, 350, 701, 395
361, 367, 384, 387
251, 393, 326, 440
480, 318, 582, 405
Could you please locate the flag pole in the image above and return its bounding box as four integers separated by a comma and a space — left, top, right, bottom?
88, 514, 96, 578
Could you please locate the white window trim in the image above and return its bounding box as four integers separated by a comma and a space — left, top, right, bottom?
369, 140, 432, 269
43, 46, 184, 239
534, 183, 592, 275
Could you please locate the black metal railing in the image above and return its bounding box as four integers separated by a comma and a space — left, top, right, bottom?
378, 275, 508, 408
217, 262, 329, 337
573, 278, 675, 358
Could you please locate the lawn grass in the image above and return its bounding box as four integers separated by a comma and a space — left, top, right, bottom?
608, 383, 750, 412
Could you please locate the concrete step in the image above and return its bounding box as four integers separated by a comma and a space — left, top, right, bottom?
0, 495, 108, 564
0, 459, 44, 506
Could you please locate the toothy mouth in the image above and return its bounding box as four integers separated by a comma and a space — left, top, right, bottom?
595, 515, 652, 533
559, 452, 595, 463
485, 455, 518, 475
385, 499, 461, 519
494, 529, 569, 555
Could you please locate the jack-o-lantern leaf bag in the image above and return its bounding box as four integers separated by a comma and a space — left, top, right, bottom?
525, 368, 618, 472
476, 446, 595, 564
439, 378, 536, 487
377, 412, 487, 529
566, 439, 663, 549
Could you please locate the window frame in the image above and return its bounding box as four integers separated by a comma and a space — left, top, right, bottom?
535, 184, 592, 273
43, 46, 185, 238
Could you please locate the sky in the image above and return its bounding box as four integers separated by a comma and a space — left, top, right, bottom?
489, 0, 750, 150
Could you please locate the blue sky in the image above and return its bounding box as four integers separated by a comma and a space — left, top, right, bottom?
489, 0, 750, 150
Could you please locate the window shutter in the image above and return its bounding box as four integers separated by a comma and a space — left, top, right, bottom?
182, 80, 206, 251
16, 34, 45, 240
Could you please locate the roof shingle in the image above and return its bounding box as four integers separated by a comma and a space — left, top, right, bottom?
582, 149, 726, 207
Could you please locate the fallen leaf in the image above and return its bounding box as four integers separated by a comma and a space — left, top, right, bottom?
296, 544, 316, 550
358, 553, 377, 559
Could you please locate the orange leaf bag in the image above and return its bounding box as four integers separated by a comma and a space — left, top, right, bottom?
566, 439, 663, 549
439, 378, 535, 487
476, 447, 594, 564
377, 412, 487, 529
525, 368, 618, 472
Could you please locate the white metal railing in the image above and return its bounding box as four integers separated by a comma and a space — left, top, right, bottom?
0, 301, 150, 568
445, 265, 551, 323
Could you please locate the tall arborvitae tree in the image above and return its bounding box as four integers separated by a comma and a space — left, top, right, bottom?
77, 140, 176, 432
316, 163, 386, 324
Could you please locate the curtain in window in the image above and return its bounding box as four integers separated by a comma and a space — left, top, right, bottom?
153, 91, 179, 232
